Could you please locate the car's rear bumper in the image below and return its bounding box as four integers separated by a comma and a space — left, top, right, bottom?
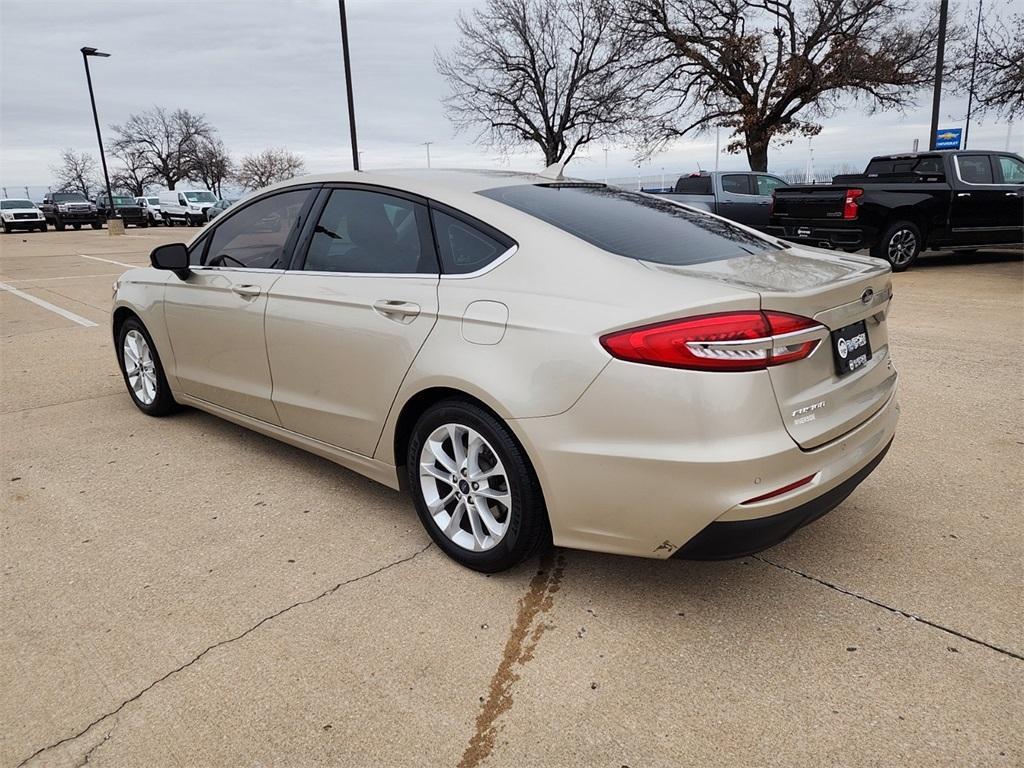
511, 359, 898, 560
766, 224, 871, 250
674, 437, 892, 559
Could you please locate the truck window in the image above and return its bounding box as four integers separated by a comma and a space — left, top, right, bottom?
721, 175, 751, 195
996, 156, 1024, 184
673, 176, 712, 194
913, 157, 943, 175
957, 155, 994, 184
754, 175, 785, 195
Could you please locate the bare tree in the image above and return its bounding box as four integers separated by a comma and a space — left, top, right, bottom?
625, 0, 941, 171
437, 0, 642, 166
50, 149, 100, 198
111, 107, 215, 190
191, 138, 234, 197
955, 4, 1023, 119
235, 148, 306, 191
111, 145, 159, 196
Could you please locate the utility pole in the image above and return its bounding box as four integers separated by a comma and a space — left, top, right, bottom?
338, 0, 360, 171
715, 126, 720, 171
603, 148, 609, 183
928, 0, 949, 150
963, 0, 983, 149
422, 141, 433, 168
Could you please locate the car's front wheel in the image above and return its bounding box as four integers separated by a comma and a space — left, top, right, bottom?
407, 400, 549, 572
117, 317, 178, 416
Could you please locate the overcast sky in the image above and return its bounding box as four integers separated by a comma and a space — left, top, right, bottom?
1, 0, 1020, 195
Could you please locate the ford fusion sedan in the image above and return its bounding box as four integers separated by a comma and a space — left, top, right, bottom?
111, 170, 898, 572
1, 199, 47, 233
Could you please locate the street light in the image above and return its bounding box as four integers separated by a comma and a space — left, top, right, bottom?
423, 141, 433, 168
80, 46, 115, 221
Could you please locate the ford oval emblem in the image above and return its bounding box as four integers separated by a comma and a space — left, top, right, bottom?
861, 288, 874, 304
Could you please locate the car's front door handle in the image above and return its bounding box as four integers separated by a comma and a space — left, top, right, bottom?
373, 300, 421, 323
231, 284, 262, 299
956, 192, 971, 198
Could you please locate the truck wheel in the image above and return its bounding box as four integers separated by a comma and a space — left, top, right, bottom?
165, 216, 174, 227
38, 222, 48, 232
55, 218, 65, 231
872, 221, 921, 271
1, 222, 9, 234
91, 221, 102, 229
140, 220, 149, 228
73, 223, 82, 231
184, 214, 194, 227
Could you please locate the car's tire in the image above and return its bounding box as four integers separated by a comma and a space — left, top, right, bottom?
116, 316, 178, 417
55, 218, 65, 231
872, 220, 921, 271
140, 220, 149, 228
406, 399, 550, 572
38, 222, 47, 232
165, 215, 173, 227
1, 222, 9, 234
72, 223, 82, 230
91, 221, 102, 229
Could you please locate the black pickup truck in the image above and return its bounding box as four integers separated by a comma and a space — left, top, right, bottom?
767, 150, 1024, 270
96, 193, 148, 227
40, 192, 102, 231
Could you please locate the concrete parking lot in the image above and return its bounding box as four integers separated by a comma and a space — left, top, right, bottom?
1, 227, 1021, 767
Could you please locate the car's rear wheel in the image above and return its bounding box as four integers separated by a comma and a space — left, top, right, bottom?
91, 221, 102, 229
872, 220, 921, 271
407, 400, 549, 572
116, 317, 178, 416
55, 218, 65, 231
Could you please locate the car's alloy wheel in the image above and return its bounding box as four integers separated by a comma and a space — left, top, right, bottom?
123, 330, 158, 406
407, 400, 549, 572
887, 228, 916, 267
419, 423, 512, 552
116, 318, 178, 417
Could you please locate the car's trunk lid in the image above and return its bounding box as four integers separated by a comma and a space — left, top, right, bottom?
644, 247, 897, 449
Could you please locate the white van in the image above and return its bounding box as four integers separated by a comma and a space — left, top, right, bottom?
158, 189, 218, 227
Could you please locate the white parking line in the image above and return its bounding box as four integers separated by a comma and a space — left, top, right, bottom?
3, 273, 121, 284
80, 254, 142, 269
0, 281, 99, 327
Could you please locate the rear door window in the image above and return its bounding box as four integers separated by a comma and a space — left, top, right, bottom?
478, 184, 777, 266
721, 175, 752, 195
957, 155, 994, 184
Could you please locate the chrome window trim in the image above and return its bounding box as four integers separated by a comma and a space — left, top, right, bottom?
189, 265, 285, 275
439, 244, 518, 280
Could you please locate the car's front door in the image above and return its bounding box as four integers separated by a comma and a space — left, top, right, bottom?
162, 187, 315, 424
993, 154, 1024, 245
265, 186, 440, 456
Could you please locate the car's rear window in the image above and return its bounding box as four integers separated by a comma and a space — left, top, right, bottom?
478, 184, 776, 265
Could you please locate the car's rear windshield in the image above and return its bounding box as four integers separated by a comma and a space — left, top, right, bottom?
52, 193, 87, 202
1, 200, 34, 209
113, 196, 135, 205
478, 184, 777, 265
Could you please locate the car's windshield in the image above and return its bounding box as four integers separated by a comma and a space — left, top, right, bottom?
184, 191, 216, 203
113, 196, 135, 205
478, 184, 778, 265
52, 193, 87, 202
147, 197, 159, 205
1, 200, 34, 209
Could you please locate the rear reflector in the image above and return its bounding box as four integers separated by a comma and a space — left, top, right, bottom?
741, 474, 816, 504
600, 311, 824, 372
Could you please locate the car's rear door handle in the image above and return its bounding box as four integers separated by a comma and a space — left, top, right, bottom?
231, 284, 262, 298
956, 192, 971, 198
373, 300, 421, 323
1006, 191, 1023, 197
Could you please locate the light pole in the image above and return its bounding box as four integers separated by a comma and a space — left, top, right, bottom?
423, 141, 433, 168
603, 147, 609, 183
80, 47, 115, 221
963, 0, 983, 149
338, 0, 360, 171
928, 0, 949, 150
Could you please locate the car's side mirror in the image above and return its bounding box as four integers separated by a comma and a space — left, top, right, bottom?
150, 243, 190, 280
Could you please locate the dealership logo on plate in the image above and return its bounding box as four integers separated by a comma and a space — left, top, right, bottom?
837, 338, 849, 358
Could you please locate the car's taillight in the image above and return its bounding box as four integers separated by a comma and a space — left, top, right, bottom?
843, 189, 863, 220
600, 311, 824, 372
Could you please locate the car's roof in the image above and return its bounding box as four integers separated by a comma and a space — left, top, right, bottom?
262, 168, 573, 197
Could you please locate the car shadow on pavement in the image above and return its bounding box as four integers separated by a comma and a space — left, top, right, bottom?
917, 247, 1023, 269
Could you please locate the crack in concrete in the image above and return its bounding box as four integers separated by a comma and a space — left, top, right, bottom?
14, 541, 433, 768
458, 551, 566, 768
72, 722, 116, 768
753, 554, 1023, 661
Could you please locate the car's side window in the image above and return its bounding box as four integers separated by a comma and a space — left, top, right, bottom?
204, 190, 309, 269
721, 175, 752, 195
755, 175, 785, 196
431, 209, 511, 275
997, 156, 1024, 184
957, 155, 994, 184
302, 189, 434, 274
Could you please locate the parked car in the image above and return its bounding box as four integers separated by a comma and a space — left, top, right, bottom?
768, 150, 1024, 270
40, 192, 102, 231
158, 189, 218, 226
205, 198, 233, 222
113, 170, 898, 572
654, 171, 788, 230
96, 193, 148, 227
1, 199, 47, 233
136, 196, 162, 226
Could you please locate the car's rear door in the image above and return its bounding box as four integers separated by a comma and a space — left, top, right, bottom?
949, 154, 1015, 245
716, 174, 761, 225
162, 187, 316, 424
264, 185, 440, 456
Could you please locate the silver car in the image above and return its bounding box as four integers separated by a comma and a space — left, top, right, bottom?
112, 170, 898, 572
